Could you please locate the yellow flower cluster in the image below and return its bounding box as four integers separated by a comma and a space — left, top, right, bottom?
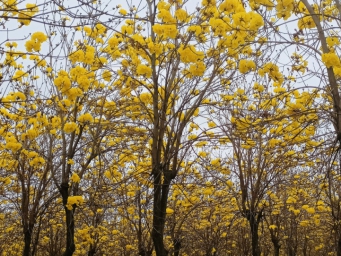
275, 0, 294, 20
78, 113, 94, 123
77, 228, 94, 245
136, 64, 152, 77
298, 16, 316, 30
174, 9, 188, 22
70, 66, 93, 92
258, 62, 284, 84
69, 49, 85, 64
239, 59, 256, 73
166, 208, 174, 214
5, 135, 22, 152
71, 173, 80, 183
29, 156, 45, 168
326, 37, 340, 48
83, 23, 106, 39
232, 12, 264, 31
219, 0, 245, 14
209, 18, 228, 36
54, 70, 71, 93
152, 24, 177, 39
65, 196, 84, 210
18, 3, 39, 26
119, 8, 127, 15
189, 62, 206, 77
322, 52, 341, 68
25, 32, 47, 52
157, 9, 176, 23
64, 122, 78, 133
139, 92, 152, 104
69, 44, 96, 65
102, 70, 112, 82
13, 70, 28, 82
0, 177, 11, 186
178, 45, 204, 63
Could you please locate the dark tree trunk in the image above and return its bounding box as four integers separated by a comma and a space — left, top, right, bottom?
61, 183, 75, 256
248, 213, 260, 256
88, 245, 96, 256
139, 249, 153, 256
152, 169, 171, 256
173, 238, 181, 256
23, 224, 34, 256
271, 236, 280, 256
31, 216, 43, 256
63, 207, 75, 256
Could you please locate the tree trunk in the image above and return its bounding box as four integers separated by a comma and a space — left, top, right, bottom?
152, 169, 171, 256
173, 239, 181, 256
61, 183, 75, 256
271, 236, 280, 256
249, 213, 260, 256
23, 223, 34, 256
337, 235, 341, 256
88, 245, 96, 256
31, 216, 43, 256
139, 249, 153, 256
63, 206, 75, 256
288, 248, 296, 256
63, 207, 75, 256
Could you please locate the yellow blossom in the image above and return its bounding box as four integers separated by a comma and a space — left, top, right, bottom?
78, 113, 94, 123
64, 122, 78, 133
71, 173, 80, 183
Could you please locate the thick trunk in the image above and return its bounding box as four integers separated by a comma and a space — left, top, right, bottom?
61, 183, 75, 256
23, 224, 34, 256
249, 214, 260, 256
173, 239, 181, 256
152, 169, 171, 256
63, 207, 75, 256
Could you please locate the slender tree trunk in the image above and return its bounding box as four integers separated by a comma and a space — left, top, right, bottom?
138, 190, 152, 256
63, 207, 75, 256
288, 248, 296, 256
31, 216, 43, 256
337, 235, 341, 256
88, 245, 96, 256
249, 213, 260, 256
23, 223, 34, 256
288, 241, 296, 256
152, 169, 171, 256
271, 236, 280, 256
60, 183, 75, 256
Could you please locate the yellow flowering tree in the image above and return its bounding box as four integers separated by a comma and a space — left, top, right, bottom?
107, 1, 265, 254
0, 3, 136, 255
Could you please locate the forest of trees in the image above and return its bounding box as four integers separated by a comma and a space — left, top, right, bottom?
1, 0, 341, 255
